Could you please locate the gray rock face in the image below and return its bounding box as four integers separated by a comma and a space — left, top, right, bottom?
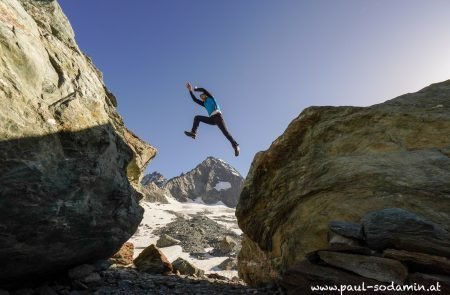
141, 172, 167, 188
0, 0, 155, 285
362, 208, 450, 256
164, 157, 244, 207
140, 182, 168, 203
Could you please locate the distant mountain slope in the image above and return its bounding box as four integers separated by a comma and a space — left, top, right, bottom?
142, 171, 167, 188
142, 157, 244, 207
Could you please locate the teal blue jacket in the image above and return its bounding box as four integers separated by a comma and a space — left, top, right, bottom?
189, 90, 221, 116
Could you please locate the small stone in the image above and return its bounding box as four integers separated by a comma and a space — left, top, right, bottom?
156, 234, 181, 248
172, 258, 205, 277
133, 244, 173, 274
217, 257, 237, 270
206, 273, 228, 281
109, 242, 134, 266
214, 236, 237, 255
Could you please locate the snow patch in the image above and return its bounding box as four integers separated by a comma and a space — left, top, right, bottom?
214, 181, 231, 191
129, 197, 241, 278
188, 197, 205, 204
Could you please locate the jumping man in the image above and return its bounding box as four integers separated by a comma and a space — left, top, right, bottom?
184, 82, 240, 156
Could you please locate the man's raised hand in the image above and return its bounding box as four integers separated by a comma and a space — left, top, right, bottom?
186, 82, 193, 92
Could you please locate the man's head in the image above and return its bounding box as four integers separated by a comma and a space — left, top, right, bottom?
200, 93, 208, 101
194, 87, 213, 101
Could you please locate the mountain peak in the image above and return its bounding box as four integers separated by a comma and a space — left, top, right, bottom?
198, 157, 242, 178
141, 171, 167, 188
164, 157, 244, 207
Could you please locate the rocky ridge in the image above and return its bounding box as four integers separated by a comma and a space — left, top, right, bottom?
142, 157, 244, 207
0, 0, 154, 285
140, 182, 169, 203
142, 171, 167, 188
236, 80, 450, 286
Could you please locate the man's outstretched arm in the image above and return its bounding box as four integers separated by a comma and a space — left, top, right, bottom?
186, 82, 204, 106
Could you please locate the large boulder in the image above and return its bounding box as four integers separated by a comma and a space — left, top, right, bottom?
236, 80, 450, 285
0, 0, 155, 285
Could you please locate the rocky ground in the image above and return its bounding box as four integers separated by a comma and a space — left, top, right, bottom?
153, 212, 241, 257
0, 266, 281, 295
130, 198, 242, 279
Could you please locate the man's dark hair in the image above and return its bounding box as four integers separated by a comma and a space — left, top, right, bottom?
194, 87, 213, 98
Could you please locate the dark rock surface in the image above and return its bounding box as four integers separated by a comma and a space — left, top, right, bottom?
408, 272, 450, 294
383, 249, 450, 275
2, 265, 281, 295
362, 208, 450, 256
329, 221, 364, 240
279, 261, 382, 295
317, 251, 408, 284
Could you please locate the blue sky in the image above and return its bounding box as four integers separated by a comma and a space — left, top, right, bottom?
58, 0, 450, 179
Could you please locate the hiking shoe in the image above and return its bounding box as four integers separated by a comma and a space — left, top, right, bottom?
184, 131, 196, 139
233, 145, 240, 157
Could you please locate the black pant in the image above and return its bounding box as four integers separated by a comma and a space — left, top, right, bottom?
192, 113, 238, 147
